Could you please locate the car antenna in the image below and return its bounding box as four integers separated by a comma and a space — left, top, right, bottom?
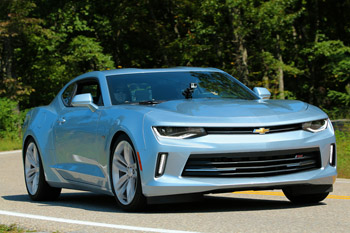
182, 83, 197, 99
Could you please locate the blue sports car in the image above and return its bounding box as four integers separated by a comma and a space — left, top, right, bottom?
22, 67, 337, 211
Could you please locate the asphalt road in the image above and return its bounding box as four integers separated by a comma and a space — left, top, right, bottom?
1, 150, 349, 233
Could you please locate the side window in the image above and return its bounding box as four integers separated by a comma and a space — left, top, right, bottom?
75, 79, 104, 106
61, 83, 76, 107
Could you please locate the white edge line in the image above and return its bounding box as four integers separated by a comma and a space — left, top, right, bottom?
0, 210, 199, 233
336, 180, 350, 184
0, 150, 22, 155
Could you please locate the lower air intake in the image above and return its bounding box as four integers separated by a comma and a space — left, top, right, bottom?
182, 148, 321, 178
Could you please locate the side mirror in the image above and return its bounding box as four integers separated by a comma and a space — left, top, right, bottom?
71, 93, 98, 112
253, 87, 271, 100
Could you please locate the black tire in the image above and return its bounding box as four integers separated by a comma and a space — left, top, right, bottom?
283, 189, 329, 204
110, 134, 146, 211
24, 138, 61, 201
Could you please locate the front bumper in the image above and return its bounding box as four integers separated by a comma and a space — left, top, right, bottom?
140, 123, 337, 197
143, 166, 336, 197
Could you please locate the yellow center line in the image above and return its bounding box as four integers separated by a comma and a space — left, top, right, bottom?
235, 191, 285, 196
234, 191, 350, 200
327, 195, 350, 200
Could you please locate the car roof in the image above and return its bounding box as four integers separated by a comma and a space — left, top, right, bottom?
100, 67, 224, 76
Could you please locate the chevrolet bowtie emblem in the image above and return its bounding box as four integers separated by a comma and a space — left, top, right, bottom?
253, 128, 270, 134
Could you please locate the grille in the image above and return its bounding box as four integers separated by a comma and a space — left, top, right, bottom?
205, 123, 302, 134
182, 148, 321, 178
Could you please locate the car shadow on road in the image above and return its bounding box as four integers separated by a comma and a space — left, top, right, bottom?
145, 195, 326, 214
2, 192, 118, 213
2, 192, 325, 214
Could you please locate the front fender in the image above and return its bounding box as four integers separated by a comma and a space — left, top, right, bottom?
22, 106, 58, 182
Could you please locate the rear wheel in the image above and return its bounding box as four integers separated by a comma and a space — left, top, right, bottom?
24, 139, 61, 201
110, 135, 146, 211
283, 189, 329, 204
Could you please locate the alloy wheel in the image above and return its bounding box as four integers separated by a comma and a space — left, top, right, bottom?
112, 140, 138, 205
25, 142, 40, 195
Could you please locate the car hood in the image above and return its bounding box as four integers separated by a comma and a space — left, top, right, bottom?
153, 99, 308, 117
143, 99, 328, 126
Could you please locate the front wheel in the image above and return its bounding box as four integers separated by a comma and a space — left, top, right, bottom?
283, 189, 329, 204
110, 135, 146, 211
24, 139, 61, 201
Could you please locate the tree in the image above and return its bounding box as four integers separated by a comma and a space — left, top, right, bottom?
1, 0, 115, 108
0, 0, 37, 104
254, 0, 303, 99
0, 0, 349, 117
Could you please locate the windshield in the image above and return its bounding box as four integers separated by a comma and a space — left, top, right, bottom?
106, 71, 257, 105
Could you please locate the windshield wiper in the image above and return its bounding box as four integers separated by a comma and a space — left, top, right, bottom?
138, 100, 160, 105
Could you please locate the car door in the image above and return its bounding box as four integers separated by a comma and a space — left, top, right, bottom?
53, 78, 107, 187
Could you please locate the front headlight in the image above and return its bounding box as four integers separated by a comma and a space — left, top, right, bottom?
153, 127, 207, 139
302, 119, 328, 133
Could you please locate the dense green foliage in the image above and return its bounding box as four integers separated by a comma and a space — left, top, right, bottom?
0, 1, 349, 158
0, 0, 349, 113
0, 98, 26, 139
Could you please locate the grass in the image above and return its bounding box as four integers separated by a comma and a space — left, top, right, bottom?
0, 224, 34, 233
336, 130, 350, 178
0, 131, 349, 178
0, 138, 21, 151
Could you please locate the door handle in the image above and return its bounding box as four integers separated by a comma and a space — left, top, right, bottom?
57, 117, 66, 125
